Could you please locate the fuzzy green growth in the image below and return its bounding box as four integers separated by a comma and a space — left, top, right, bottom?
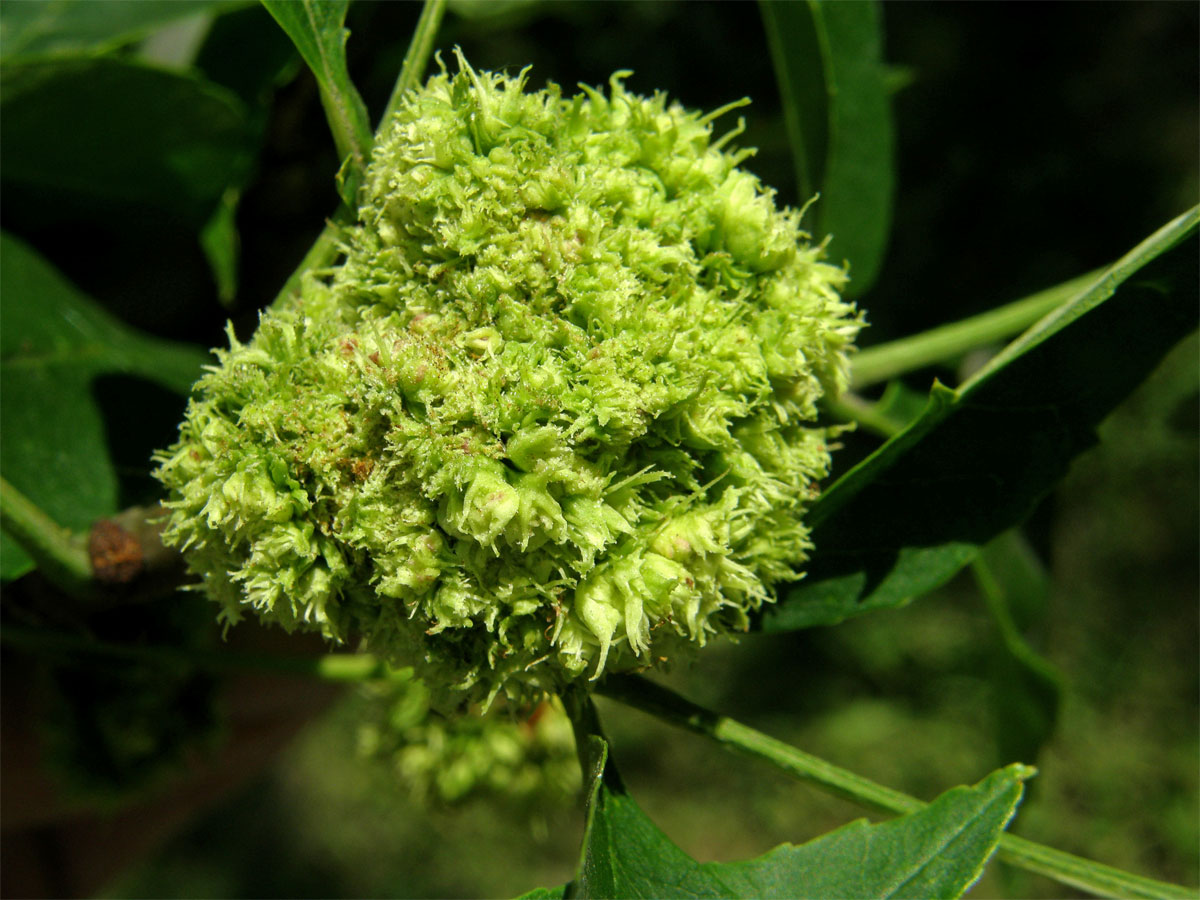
156, 56, 861, 709
357, 676, 579, 807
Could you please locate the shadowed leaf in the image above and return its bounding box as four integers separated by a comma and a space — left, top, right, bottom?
760, 0, 893, 295
765, 207, 1199, 632
0, 233, 209, 579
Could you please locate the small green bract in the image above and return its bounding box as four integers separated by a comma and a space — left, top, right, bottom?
156, 55, 862, 709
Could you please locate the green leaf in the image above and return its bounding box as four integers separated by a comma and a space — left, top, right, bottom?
771, 542, 979, 629
568, 730, 1029, 899
759, 1, 824, 203
597, 676, 1198, 900
0, 0, 244, 61
706, 766, 1030, 899
760, 0, 894, 295
0, 56, 253, 229
568, 735, 730, 899
194, 4, 301, 106
0, 233, 210, 579
565, 689, 1028, 900
260, 0, 371, 205
765, 206, 1199, 633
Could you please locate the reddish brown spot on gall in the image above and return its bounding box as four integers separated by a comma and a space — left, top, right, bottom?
337, 456, 375, 482
523, 700, 550, 732
89, 519, 143, 584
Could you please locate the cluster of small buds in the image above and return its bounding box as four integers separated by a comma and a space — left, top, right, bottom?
156, 53, 861, 709
356, 675, 579, 806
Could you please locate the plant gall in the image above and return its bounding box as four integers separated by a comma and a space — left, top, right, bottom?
155, 55, 862, 709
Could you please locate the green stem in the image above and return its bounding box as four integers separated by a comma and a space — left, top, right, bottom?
823, 391, 905, 439
382, 0, 446, 127
850, 269, 1103, 389
598, 674, 1196, 900
269, 205, 354, 309
0, 477, 92, 593
998, 833, 1196, 900
598, 675, 923, 815
270, 0, 446, 312
6, 621, 1192, 900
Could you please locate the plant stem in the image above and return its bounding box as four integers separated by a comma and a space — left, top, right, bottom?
269, 206, 353, 309
269, 0, 446, 312
598, 674, 1197, 900
7, 621, 1192, 900
850, 269, 1102, 389
382, 0, 446, 127
823, 390, 906, 439
0, 477, 92, 593
598, 674, 924, 815
562, 684, 625, 795
997, 833, 1196, 900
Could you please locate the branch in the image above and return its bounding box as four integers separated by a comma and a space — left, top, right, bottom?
850, 268, 1103, 389
598, 674, 1197, 900
0, 477, 92, 595
269, 0, 447, 311
381, 0, 446, 128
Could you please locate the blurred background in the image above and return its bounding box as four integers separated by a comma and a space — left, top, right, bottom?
1, 2, 1196, 897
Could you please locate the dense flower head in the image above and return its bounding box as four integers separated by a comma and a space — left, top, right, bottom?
357, 675, 580, 806
156, 54, 862, 709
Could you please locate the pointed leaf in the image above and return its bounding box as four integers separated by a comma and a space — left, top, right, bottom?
0, 233, 210, 579
568, 730, 1028, 900
764, 206, 1199, 632
200, 187, 242, 307
260, 0, 371, 203
706, 765, 1030, 899
568, 735, 730, 899
760, 0, 894, 295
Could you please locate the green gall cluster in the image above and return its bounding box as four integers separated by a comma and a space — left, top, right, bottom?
356, 675, 579, 807
156, 55, 861, 708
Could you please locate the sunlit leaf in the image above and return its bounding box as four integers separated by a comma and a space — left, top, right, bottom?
563, 730, 1028, 900
514, 888, 565, 900
568, 735, 728, 899
707, 766, 1029, 899
261, 0, 371, 205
